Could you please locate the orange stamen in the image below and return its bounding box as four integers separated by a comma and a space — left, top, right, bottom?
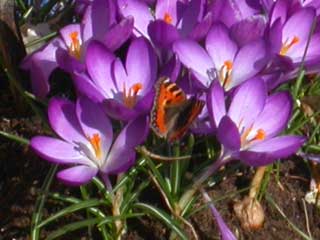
123, 83, 143, 108
219, 60, 233, 88
253, 129, 266, 141
164, 12, 173, 24
89, 133, 102, 159
280, 36, 300, 56
69, 31, 81, 60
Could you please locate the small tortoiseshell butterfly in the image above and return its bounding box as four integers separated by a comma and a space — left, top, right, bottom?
150, 77, 205, 142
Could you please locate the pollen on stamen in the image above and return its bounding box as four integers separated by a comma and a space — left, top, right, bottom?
253, 129, 266, 141
164, 12, 173, 24
69, 31, 81, 60
89, 133, 102, 159
224, 60, 233, 70
280, 36, 300, 56
123, 83, 143, 108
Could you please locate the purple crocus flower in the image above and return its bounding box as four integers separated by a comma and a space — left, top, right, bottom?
21, 0, 133, 98
74, 37, 157, 121
207, 77, 305, 166
31, 96, 148, 186
117, 0, 212, 48
173, 23, 268, 91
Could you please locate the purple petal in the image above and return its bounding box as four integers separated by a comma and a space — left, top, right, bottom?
59, 24, 82, 49
102, 115, 149, 173
57, 165, 98, 186
125, 37, 157, 94
31, 136, 89, 165
117, 0, 153, 38
56, 48, 85, 73
230, 39, 267, 90
148, 20, 180, 49
160, 56, 181, 82
103, 99, 138, 121
217, 116, 241, 151
173, 39, 213, 85
155, 0, 179, 25
230, 16, 266, 47
76, 96, 113, 158
72, 72, 107, 102
206, 23, 237, 72
240, 136, 306, 166
228, 77, 267, 129
48, 98, 87, 143
86, 41, 116, 97
267, 18, 283, 54
189, 12, 213, 41
207, 81, 226, 129
21, 38, 62, 98
104, 17, 134, 51
270, 0, 289, 25
251, 92, 292, 139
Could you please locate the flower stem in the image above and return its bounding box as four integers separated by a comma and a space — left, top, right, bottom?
249, 166, 267, 199
177, 155, 230, 215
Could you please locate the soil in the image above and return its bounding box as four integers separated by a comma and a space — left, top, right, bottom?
1, 87, 320, 240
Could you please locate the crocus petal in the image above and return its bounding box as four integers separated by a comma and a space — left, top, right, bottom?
189, 12, 213, 41
173, 39, 214, 85
148, 20, 180, 49
76, 96, 113, 158
104, 17, 134, 51
56, 48, 85, 73
270, 0, 289, 25
207, 81, 226, 129
206, 23, 237, 71
31, 136, 89, 165
240, 136, 306, 166
230, 39, 267, 89
57, 165, 98, 186
155, 0, 179, 25
251, 92, 292, 139
86, 41, 117, 97
48, 98, 87, 143
228, 78, 267, 129
102, 115, 149, 173
103, 99, 138, 121
21, 38, 62, 98
72, 72, 107, 102
230, 16, 266, 47
125, 37, 157, 94
60, 24, 82, 48
117, 0, 153, 38
217, 116, 241, 151
160, 56, 181, 82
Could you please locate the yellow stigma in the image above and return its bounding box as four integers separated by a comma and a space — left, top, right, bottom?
89, 133, 102, 159
164, 12, 173, 24
280, 36, 299, 56
219, 60, 233, 88
69, 31, 81, 60
123, 83, 143, 108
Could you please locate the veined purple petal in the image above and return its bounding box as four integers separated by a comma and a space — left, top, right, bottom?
103, 99, 139, 121
57, 165, 98, 186
240, 136, 306, 166
117, 0, 153, 38
48, 98, 87, 143
251, 92, 292, 139
189, 12, 213, 41
148, 20, 180, 49
270, 0, 289, 25
206, 23, 237, 72
56, 48, 85, 73
228, 78, 267, 129
76, 96, 113, 159
102, 115, 149, 173
125, 37, 157, 94
72, 72, 107, 102
155, 0, 179, 26
217, 116, 241, 151
86, 41, 116, 97
31, 136, 89, 165
104, 17, 134, 51
230, 39, 267, 90
207, 81, 226, 129
173, 39, 213, 85
230, 16, 266, 47
267, 18, 283, 54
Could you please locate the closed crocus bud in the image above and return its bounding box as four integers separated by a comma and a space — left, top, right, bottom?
233, 196, 265, 231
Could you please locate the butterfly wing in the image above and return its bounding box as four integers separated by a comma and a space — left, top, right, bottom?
167, 97, 205, 142
151, 77, 186, 138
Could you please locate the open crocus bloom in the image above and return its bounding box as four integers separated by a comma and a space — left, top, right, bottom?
207, 77, 305, 166
30, 97, 148, 186
21, 0, 133, 98
74, 37, 157, 121
173, 23, 268, 91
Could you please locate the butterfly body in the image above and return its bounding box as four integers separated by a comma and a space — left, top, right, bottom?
150, 77, 204, 142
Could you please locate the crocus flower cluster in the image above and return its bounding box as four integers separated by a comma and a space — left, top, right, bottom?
23, 0, 317, 237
